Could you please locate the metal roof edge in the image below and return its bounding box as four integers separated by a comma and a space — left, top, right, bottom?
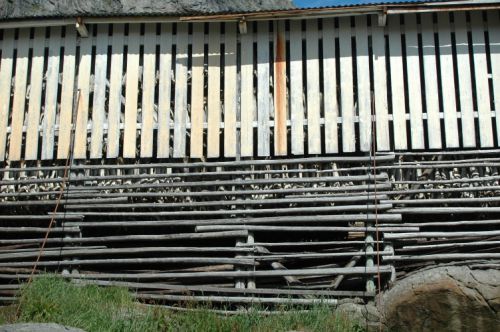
0, 1, 499, 29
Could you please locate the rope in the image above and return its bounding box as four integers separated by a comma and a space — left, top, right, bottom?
15, 90, 80, 318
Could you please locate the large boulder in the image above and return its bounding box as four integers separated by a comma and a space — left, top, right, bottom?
0, 0, 295, 20
380, 265, 500, 331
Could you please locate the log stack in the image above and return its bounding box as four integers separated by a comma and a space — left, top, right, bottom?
0, 151, 499, 309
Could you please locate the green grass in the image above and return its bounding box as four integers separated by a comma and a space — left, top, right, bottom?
1, 276, 364, 332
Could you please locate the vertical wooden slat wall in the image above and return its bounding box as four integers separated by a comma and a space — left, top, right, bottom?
1, 11, 500, 161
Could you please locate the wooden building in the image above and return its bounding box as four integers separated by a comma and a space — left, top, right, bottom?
0, 0, 499, 307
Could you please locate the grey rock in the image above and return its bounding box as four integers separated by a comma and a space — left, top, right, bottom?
0, 0, 295, 20
0, 323, 85, 332
380, 265, 500, 331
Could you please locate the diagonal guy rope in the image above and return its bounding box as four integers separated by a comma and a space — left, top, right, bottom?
15, 90, 81, 318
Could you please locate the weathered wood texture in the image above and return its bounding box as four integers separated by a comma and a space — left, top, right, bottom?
0, 12, 500, 161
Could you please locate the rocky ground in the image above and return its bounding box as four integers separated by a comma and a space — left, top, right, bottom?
0, 0, 295, 20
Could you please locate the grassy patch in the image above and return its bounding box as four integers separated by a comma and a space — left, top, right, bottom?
2, 276, 364, 332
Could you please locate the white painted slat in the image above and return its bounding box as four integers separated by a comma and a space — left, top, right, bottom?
207, 22, 221, 158
123, 24, 140, 158
240, 27, 254, 157
9, 28, 30, 161
306, 19, 321, 154
289, 20, 304, 155
339, 17, 355, 152
257, 21, 270, 157
140, 23, 156, 158
273, 20, 287, 156
355, 15, 371, 152
454, 12, 476, 147
487, 10, 500, 145
471, 11, 494, 147
189, 23, 205, 158
0, 29, 15, 161
404, 14, 424, 149
41, 26, 62, 160
157, 23, 173, 158
173, 23, 189, 158
89, 24, 108, 159
57, 26, 77, 159
371, 18, 389, 151
388, 15, 408, 150
106, 24, 125, 159
224, 22, 238, 157
322, 18, 339, 154
24, 28, 46, 160
420, 14, 442, 149
437, 13, 459, 148
73, 26, 93, 159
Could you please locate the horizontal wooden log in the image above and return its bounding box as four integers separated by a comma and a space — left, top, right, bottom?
389, 207, 500, 214
64, 195, 388, 210
382, 220, 500, 227
0, 247, 253, 261
249, 250, 393, 261
62, 204, 393, 217
73, 279, 370, 297
136, 293, 338, 305
0, 154, 396, 173
384, 230, 500, 240
385, 253, 500, 261
0, 183, 393, 199
55, 266, 393, 279
195, 225, 417, 233
63, 214, 402, 228
0, 227, 80, 233
400, 240, 500, 251
0, 230, 249, 245
386, 197, 500, 206
0, 257, 257, 268
0, 197, 128, 207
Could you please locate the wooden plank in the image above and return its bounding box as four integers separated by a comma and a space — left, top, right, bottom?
371, 17, 389, 151
257, 21, 270, 156
322, 18, 339, 154
123, 23, 140, 158
140, 23, 156, 158
173, 23, 189, 158
106, 24, 125, 159
24, 28, 46, 160
157, 23, 173, 158
471, 11, 494, 147
41, 26, 62, 160
73, 26, 93, 159
0, 29, 14, 161
487, 10, 500, 145
388, 15, 408, 150
404, 14, 424, 149
57, 26, 77, 159
289, 20, 304, 155
89, 24, 109, 159
339, 17, 355, 152
437, 13, 459, 148
420, 14, 442, 149
454, 11, 476, 147
207, 22, 221, 158
224, 22, 238, 157
273, 20, 287, 156
240, 26, 254, 157
189, 23, 205, 158
355, 15, 371, 152
8, 28, 30, 161
306, 19, 321, 154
